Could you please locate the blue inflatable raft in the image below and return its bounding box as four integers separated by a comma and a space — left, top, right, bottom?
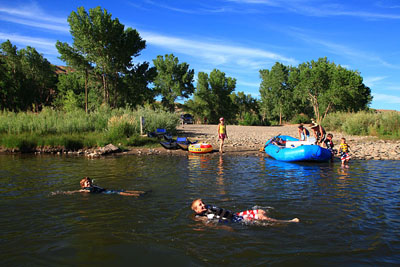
264, 135, 332, 162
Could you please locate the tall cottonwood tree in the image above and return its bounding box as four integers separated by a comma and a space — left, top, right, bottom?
152, 54, 194, 112
56, 42, 92, 112
259, 57, 372, 124
186, 69, 236, 123
60, 6, 146, 107
0, 40, 56, 111
296, 57, 372, 123
259, 62, 293, 125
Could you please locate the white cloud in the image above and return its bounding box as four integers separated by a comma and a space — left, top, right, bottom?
363, 76, 387, 87
373, 93, 400, 104
0, 15, 69, 33
0, 5, 67, 24
225, 0, 400, 19
288, 29, 399, 69
141, 31, 297, 66
0, 32, 58, 54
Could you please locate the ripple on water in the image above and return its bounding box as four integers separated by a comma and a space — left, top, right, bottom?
0, 155, 399, 265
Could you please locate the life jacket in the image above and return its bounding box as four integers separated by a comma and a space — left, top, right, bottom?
84, 185, 106, 193
197, 205, 238, 221
340, 143, 349, 153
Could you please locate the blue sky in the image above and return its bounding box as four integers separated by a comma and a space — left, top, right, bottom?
1, 0, 399, 111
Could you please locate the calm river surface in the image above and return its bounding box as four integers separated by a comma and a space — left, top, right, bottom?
1, 154, 399, 265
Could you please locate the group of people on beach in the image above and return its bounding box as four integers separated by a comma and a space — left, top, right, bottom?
298, 121, 351, 166
219, 116, 350, 166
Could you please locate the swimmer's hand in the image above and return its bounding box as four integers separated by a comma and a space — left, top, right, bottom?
290, 218, 300, 223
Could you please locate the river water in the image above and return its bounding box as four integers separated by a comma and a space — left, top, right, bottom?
0, 154, 399, 265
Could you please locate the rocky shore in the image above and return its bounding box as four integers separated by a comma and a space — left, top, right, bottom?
140, 124, 399, 160
1, 124, 399, 160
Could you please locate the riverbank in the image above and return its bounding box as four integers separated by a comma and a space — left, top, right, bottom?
1, 124, 399, 160
125, 124, 400, 160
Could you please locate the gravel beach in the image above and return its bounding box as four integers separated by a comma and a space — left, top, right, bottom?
140, 124, 400, 160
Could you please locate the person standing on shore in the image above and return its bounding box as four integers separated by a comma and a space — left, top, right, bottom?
217, 117, 228, 153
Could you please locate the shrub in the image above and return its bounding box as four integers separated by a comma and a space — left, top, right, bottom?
238, 112, 261, 126
375, 111, 400, 138
291, 114, 310, 124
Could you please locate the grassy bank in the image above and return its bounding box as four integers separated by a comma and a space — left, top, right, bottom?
324, 110, 400, 139
0, 106, 180, 151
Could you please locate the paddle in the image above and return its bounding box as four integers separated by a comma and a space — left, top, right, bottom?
259, 133, 281, 151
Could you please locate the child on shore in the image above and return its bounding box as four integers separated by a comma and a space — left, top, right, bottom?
339, 138, 351, 167
191, 199, 299, 224
52, 177, 147, 197
217, 117, 228, 153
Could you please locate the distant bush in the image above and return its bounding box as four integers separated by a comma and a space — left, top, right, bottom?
324, 110, 400, 139
290, 114, 310, 124
238, 112, 262, 126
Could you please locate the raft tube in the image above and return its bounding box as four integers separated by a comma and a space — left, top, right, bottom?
188, 143, 213, 154
264, 135, 331, 162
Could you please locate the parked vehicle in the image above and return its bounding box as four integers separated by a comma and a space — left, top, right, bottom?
181, 114, 194, 124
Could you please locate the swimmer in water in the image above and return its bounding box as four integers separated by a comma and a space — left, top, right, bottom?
191, 199, 299, 224
51, 177, 147, 197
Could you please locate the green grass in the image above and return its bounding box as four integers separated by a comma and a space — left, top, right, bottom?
324, 110, 400, 139
0, 106, 180, 151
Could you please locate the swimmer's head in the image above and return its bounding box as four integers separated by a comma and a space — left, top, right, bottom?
191, 199, 207, 214
80, 177, 92, 188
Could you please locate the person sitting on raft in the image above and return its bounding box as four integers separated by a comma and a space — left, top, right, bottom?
52, 177, 147, 197
298, 124, 310, 141
191, 199, 299, 223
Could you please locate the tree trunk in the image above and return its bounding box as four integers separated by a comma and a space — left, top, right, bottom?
85, 69, 88, 113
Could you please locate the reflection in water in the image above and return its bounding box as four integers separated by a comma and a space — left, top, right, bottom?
217, 155, 226, 196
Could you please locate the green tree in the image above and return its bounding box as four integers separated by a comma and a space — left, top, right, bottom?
153, 54, 194, 112
230, 91, 260, 124
55, 72, 85, 111
19, 46, 57, 111
186, 69, 236, 124
119, 62, 157, 108
0, 40, 23, 110
63, 6, 146, 107
55, 41, 92, 112
0, 40, 56, 111
296, 57, 372, 123
259, 62, 293, 124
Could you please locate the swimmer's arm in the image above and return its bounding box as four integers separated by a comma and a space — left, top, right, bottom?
51, 189, 89, 195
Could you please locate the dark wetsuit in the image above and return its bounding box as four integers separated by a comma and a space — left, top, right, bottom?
84, 186, 123, 194
324, 139, 335, 154
196, 205, 243, 223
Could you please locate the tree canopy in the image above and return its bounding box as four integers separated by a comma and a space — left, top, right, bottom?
259, 57, 372, 124
0, 40, 57, 111
152, 54, 195, 112
57, 6, 147, 107
186, 69, 236, 124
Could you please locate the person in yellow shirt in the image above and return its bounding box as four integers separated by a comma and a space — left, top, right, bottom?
217, 117, 228, 153
339, 137, 351, 167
